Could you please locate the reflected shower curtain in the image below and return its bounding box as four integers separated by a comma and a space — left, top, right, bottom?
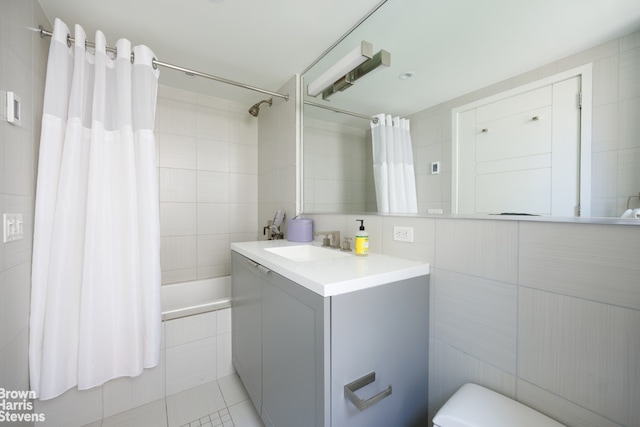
29, 19, 161, 400
371, 114, 418, 213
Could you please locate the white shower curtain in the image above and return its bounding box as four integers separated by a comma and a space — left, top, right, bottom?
371, 114, 418, 213
30, 19, 162, 400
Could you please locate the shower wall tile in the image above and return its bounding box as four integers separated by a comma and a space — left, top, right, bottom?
230, 173, 258, 203
156, 97, 198, 136
197, 234, 230, 273
519, 222, 640, 310
159, 168, 197, 202
435, 218, 518, 283
517, 380, 622, 427
160, 236, 197, 272
230, 203, 258, 234
157, 133, 197, 169
229, 143, 258, 174
197, 203, 229, 235
197, 137, 229, 172
197, 171, 230, 203
518, 287, 640, 426
157, 86, 258, 283
432, 269, 517, 374
160, 202, 197, 237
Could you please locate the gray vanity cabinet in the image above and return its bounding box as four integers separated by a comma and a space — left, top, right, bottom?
261, 266, 330, 427
331, 277, 429, 426
231, 252, 264, 413
231, 251, 429, 427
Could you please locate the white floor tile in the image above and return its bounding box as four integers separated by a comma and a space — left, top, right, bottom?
228, 400, 264, 427
101, 398, 167, 427
167, 381, 226, 427
218, 374, 249, 407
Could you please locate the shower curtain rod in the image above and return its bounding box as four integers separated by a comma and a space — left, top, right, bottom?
304, 100, 378, 124
38, 26, 289, 101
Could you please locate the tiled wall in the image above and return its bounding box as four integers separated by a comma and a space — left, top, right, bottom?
308, 213, 640, 427
34, 309, 233, 426
156, 86, 260, 284
0, 2, 48, 423
257, 75, 299, 235
303, 117, 371, 212
410, 28, 640, 217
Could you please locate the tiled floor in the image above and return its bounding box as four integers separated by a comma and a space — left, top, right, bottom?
89, 374, 264, 427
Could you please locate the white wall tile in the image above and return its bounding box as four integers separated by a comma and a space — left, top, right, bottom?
229, 173, 257, 204
165, 311, 216, 348
216, 308, 232, 335
435, 218, 518, 283
229, 143, 258, 174
160, 236, 197, 272
197, 138, 229, 172
619, 46, 640, 100
518, 288, 640, 426
197, 171, 229, 203
159, 168, 197, 202
158, 133, 197, 169
432, 269, 517, 374
197, 203, 229, 235
0, 262, 31, 349
428, 339, 516, 412
216, 333, 234, 379
517, 380, 622, 427
381, 216, 435, 263
229, 204, 257, 234
165, 337, 217, 396
155, 98, 198, 136
519, 222, 640, 310
160, 202, 197, 237
197, 235, 230, 269
0, 328, 29, 392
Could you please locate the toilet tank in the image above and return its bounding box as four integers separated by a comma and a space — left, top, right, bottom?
433, 383, 565, 427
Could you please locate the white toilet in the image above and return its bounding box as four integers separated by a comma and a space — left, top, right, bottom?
433, 383, 566, 427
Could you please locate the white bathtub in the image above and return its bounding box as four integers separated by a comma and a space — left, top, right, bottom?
161, 276, 231, 321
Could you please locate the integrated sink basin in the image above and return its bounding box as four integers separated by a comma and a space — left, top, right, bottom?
264, 244, 350, 263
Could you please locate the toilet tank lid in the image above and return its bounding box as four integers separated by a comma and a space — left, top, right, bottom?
432, 384, 565, 427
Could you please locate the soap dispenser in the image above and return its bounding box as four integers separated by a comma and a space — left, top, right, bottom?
355, 219, 369, 256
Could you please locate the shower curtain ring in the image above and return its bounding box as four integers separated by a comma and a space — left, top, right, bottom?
66, 33, 71, 48
130, 51, 135, 64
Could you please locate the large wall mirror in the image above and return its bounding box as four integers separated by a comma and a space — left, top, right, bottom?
301, 0, 640, 218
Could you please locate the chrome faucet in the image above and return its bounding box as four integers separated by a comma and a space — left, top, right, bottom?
314, 231, 341, 249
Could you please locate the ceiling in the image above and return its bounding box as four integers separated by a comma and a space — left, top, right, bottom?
38, 0, 640, 119
37, 0, 385, 105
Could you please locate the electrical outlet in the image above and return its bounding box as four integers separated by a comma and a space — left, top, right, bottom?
393, 226, 414, 242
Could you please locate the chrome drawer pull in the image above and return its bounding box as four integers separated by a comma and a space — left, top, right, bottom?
344, 372, 392, 411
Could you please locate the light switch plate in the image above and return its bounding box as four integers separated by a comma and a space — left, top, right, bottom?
3, 213, 24, 242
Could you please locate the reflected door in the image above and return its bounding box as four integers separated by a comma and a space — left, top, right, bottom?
457, 76, 581, 216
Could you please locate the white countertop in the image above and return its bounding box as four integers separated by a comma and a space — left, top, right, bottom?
231, 240, 430, 297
